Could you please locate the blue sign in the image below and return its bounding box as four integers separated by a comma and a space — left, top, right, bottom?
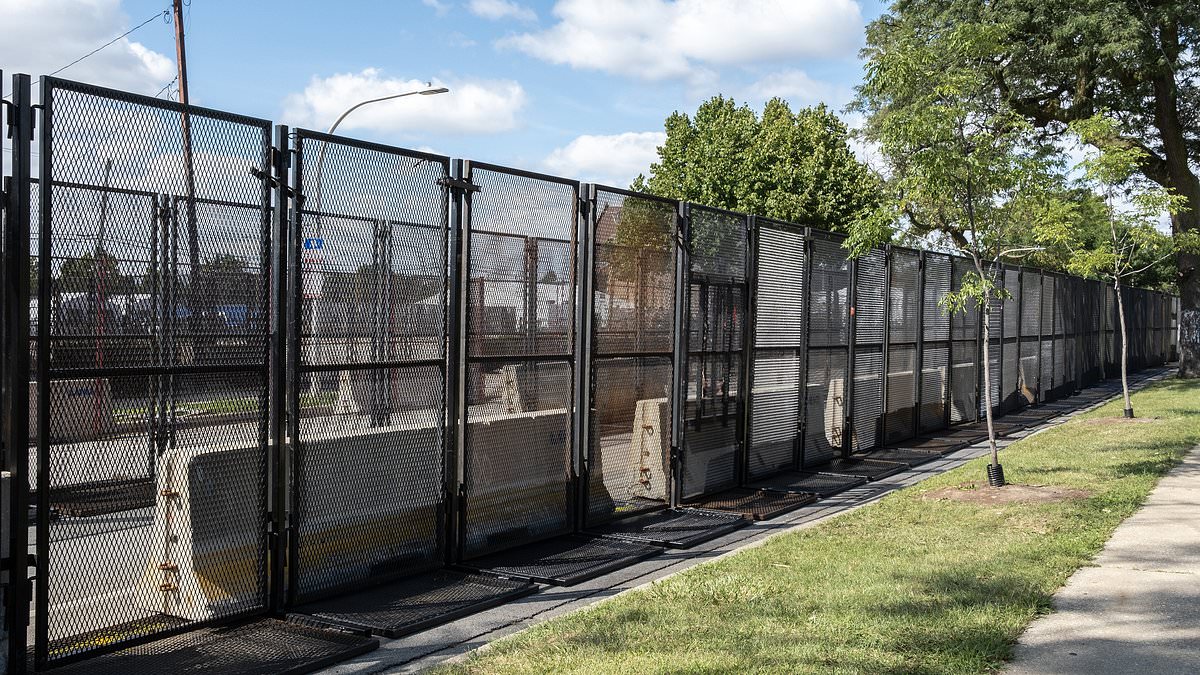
303, 238, 324, 251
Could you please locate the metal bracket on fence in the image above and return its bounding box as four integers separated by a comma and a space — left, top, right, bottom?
438, 176, 480, 194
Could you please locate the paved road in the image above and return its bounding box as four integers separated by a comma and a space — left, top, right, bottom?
1007, 445, 1200, 675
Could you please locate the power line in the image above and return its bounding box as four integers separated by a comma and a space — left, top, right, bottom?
2, 8, 171, 99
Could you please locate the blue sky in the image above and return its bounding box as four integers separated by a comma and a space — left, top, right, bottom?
2, 0, 889, 186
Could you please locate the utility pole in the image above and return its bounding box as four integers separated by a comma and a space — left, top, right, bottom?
172, 0, 199, 313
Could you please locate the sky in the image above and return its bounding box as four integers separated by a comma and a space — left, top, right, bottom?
0, 0, 889, 188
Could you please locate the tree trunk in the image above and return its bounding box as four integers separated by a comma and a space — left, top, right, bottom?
974, 257, 999, 466
1115, 279, 1133, 417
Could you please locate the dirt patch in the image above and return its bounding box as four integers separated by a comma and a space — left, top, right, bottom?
922, 482, 1090, 505
1079, 416, 1160, 427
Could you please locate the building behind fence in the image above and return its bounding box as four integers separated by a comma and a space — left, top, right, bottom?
0, 73, 1178, 672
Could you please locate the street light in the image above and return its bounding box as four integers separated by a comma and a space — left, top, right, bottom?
307, 83, 449, 397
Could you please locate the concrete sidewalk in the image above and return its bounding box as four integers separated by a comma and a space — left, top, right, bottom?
1007, 445, 1200, 675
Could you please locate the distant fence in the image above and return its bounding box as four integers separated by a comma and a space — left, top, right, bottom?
0, 72, 1177, 670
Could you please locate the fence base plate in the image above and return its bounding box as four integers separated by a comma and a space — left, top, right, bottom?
685, 488, 818, 520
855, 447, 941, 466
36, 618, 377, 675
819, 457, 909, 481
750, 471, 867, 497
586, 508, 745, 547
292, 571, 535, 638
461, 535, 661, 586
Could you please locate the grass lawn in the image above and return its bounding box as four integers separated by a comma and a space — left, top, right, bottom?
441, 378, 1200, 675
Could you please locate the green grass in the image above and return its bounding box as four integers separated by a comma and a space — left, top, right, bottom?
441, 379, 1200, 675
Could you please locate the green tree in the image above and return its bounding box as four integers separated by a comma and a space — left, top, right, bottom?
192, 254, 256, 309
1036, 116, 1193, 416
57, 247, 130, 295
632, 97, 882, 233
862, 0, 1200, 374
852, 16, 1068, 484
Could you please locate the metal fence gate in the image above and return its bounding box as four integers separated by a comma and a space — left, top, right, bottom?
680, 205, 748, 497
32, 77, 274, 668
884, 248, 921, 443
457, 163, 578, 558
746, 220, 806, 478
850, 247, 887, 452
287, 130, 450, 601
583, 187, 679, 525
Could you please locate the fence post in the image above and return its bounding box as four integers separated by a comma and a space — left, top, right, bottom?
739, 216, 758, 486
445, 159, 471, 562
1036, 270, 1045, 400
3, 72, 33, 675
797, 229, 814, 469
571, 184, 594, 530
844, 249, 858, 457
33, 76, 53, 672
913, 250, 926, 438
669, 202, 690, 508
267, 124, 289, 614
975, 266, 984, 423
995, 263, 1004, 416
878, 245, 892, 450
943, 260, 953, 429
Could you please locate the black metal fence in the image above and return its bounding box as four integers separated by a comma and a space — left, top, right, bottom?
0, 73, 1178, 672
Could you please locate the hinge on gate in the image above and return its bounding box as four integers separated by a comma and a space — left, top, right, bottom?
2, 100, 14, 138
438, 176, 480, 194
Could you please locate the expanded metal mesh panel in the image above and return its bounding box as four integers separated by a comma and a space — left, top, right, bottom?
889, 249, 920, 344
462, 166, 576, 558
950, 257, 979, 340
683, 206, 748, 498
292, 132, 449, 599
979, 341, 1001, 416
1022, 271, 1042, 336
808, 238, 850, 347
1003, 268, 1021, 338
586, 357, 672, 526
36, 78, 273, 663
851, 349, 883, 451
592, 190, 676, 354
919, 344, 948, 432
753, 225, 805, 348
1042, 274, 1056, 338
1002, 340, 1020, 410
748, 349, 800, 479
803, 349, 847, 467
1040, 339, 1054, 401
950, 341, 977, 423
884, 345, 917, 444
923, 253, 951, 341
855, 248, 886, 344
689, 206, 746, 278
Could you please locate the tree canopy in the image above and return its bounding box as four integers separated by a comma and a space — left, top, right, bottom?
862, 0, 1200, 373
632, 96, 882, 233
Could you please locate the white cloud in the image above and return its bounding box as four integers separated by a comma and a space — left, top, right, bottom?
542, 131, 665, 187
281, 68, 526, 136
421, 0, 451, 15
0, 0, 175, 95
502, 0, 863, 80
469, 0, 537, 22
744, 69, 850, 109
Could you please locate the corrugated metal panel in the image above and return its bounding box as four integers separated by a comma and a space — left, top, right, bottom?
889, 250, 920, 344
803, 349, 847, 467
884, 345, 917, 443
748, 349, 800, 479
689, 206, 746, 278
855, 248, 886, 344
851, 349, 883, 451
754, 226, 805, 348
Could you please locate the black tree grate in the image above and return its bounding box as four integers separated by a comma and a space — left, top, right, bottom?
36, 619, 378, 675
751, 471, 867, 497
461, 535, 662, 585
293, 571, 535, 638
587, 508, 746, 548
686, 488, 818, 520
